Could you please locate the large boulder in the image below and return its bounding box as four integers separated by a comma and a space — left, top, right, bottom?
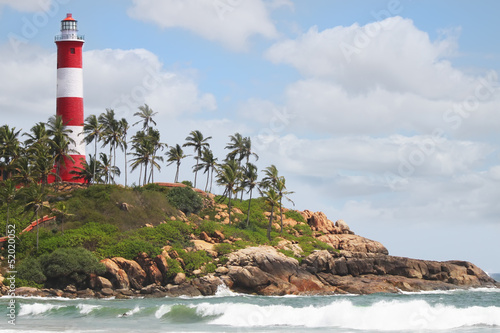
226, 246, 324, 295
135, 253, 163, 286
100, 258, 130, 290
302, 210, 338, 234
111, 257, 147, 289
318, 234, 389, 255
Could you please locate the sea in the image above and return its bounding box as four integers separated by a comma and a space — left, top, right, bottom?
1, 284, 499, 333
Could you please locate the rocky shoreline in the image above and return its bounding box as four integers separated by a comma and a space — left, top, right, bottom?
4, 245, 498, 299
1, 210, 498, 298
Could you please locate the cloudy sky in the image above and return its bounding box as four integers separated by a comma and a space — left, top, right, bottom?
1, 0, 499, 273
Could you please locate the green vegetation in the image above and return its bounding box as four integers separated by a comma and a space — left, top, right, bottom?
0, 106, 339, 290
166, 186, 203, 215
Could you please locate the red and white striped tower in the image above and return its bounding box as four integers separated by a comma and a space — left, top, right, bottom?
55, 13, 85, 183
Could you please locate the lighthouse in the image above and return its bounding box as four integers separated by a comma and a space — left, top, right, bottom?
54, 13, 85, 183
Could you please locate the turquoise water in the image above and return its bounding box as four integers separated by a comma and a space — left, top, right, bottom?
1, 285, 499, 332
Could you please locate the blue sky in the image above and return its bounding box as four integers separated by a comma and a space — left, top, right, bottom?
1, 0, 499, 273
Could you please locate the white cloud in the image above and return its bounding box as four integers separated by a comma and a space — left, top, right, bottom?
0, 44, 216, 131
127, 0, 283, 51
0, 0, 50, 12
265, 17, 479, 99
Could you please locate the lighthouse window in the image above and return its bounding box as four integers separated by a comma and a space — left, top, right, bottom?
70, 48, 75, 54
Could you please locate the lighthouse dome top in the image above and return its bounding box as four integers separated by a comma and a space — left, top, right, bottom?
55, 13, 84, 42
63, 13, 76, 21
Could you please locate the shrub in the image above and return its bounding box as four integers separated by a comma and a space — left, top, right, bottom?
101, 238, 159, 260
166, 187, 203, 215
198, 220, 220, 236
179, 250, 211, 272
17, 257, 46, 284
165, 258, 183, 280
294, 223, 313, 236
285, 210, 306, 223
204, 263, 216, 274
38, 247, 105, 288
213, 243, 235, 256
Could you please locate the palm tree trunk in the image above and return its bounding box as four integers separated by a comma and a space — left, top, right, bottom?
36, 211, 39, 252
267, 204, 274, 241
209, 167, 214, 193
93, 140, 97, 184
194, 158, 199, 188
280, 197, 284, 233
139, 164, 143, 187
175, 163, 180, 183
143, 161, 148, 185
245, 189, 253, 228
124, 146, 128, 187
205, 171, 209, 192
5, 205, 9, 237
227, 189, 232, 225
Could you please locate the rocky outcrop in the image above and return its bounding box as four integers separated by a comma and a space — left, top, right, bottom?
224, 246, 496, 295
227, 246, 330, 295
300, 210, 388, 255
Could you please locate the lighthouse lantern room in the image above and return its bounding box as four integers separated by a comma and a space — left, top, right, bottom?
54, 13, 86, 183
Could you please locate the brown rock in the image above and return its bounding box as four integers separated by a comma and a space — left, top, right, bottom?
200, 231, 213, 243
193, 240, 218, 257
135, 253, 163, 286
213, 230, 225, 241
318, 234, 389, 255
304, 211, 336, 234
111, 257, 147, 289
173, 273, 186, 285
97, 276, 113, 290
100, 258, 130, 290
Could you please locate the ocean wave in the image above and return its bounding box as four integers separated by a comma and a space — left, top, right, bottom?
18, 303, 66, 316
199, 299, 500, 330
399, 287, 500, 295
77, 304, 102, 315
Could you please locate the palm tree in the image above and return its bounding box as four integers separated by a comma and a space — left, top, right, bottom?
260, 187, 280, 241
133, 103, 158, 130
99, 153, 120, 184
70, 154, 102, 184
119, 118, 129, 187
22, 183, 48, 252
215, 159, 241, 225
183, 130, 212, 188
146, 127, 164, 184
241, 163, 258, 227
24, 122, 50, 149
261, 164, 279, 189
275, 176, 295, 233
82, 114, 103, 184
261, 165, 294, 233
242, 136, 259, 165
193, 148, 218, 192
129, 131, 149, 186
31, 145, 56, 190
47, 115, 76, 184
225, 133, 245, 163
166, 144, 188, 183
0, 179, 17, 236
99, 109, 122, 183
0, 125, 22, 180
12, 155, 34, 186
51, 202, 73, 234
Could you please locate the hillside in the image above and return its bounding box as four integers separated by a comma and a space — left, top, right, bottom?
0, 184, 497, 297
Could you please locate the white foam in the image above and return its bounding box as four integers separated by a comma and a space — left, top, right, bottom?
201, 299, 500, 330
77, 304, 102, 315
154, 304, 172, 319
118, 305, 142, 317
18, 303, 65, 316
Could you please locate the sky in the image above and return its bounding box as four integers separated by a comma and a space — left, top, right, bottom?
1, 0, 499, 273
